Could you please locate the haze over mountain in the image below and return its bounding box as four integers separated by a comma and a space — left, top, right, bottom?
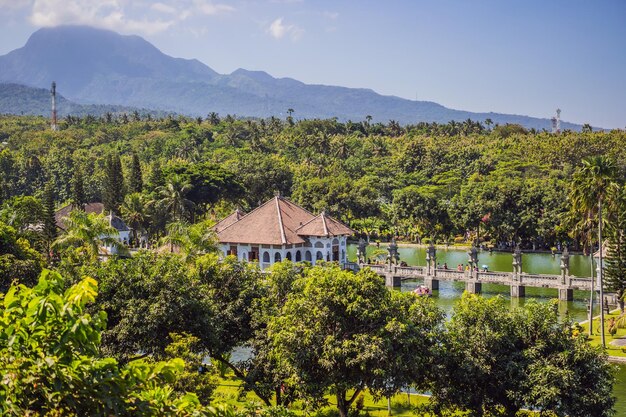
0, 26, 583, 130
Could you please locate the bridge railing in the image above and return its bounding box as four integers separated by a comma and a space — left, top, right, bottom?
363, 264, 387, 274
435, 269, 465, 280
518, 273, 560, 286
477, 272, 511, 283
570, 277, 592, 290
395, 266, 425, 276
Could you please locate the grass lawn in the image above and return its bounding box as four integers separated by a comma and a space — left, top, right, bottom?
213, 374, 438, 417
580, 309, 626, 358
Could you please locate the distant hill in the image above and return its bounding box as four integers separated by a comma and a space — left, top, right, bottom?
0, 25, 585, 130
0, 83, 171, 118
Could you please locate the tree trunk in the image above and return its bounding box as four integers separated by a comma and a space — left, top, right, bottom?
337, 392, 349, 417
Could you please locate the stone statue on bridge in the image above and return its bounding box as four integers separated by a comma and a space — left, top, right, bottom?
357, 238, 367, 263
560, 246, 570, 281
426, 242, 436, 275
387, 238, 400, 266
467, 245, 479, 269
512, 244, 523, 275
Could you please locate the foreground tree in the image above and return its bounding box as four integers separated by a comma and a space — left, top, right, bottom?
431, 293, 615, 417
0, 270, 212, 416
269, 266, 445, 417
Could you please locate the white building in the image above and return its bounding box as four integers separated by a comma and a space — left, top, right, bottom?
214, 196, 354, 270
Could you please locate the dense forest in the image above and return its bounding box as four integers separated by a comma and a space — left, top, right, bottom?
0, 113, 623, 251
0, 113, 623, 416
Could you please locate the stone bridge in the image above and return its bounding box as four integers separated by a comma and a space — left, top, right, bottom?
351, 240, 593, 301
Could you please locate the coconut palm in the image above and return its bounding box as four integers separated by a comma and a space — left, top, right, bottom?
120, 192, 148, 246
160, 220, 218, 261
570, 155, 619, 347
52, 210, 124, 261
155, 175, 194, 223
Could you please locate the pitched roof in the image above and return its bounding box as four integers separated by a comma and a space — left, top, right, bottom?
213, 208, 245, 233
55, 202, 129, 232
216, 197, 353, 245
296, 211, 355, 237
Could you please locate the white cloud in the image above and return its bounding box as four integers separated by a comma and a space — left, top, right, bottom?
323, 11, 338, 20
26, 0, 235, 35
29, 0, 176, 34
151, 2, 177, 15
267, 17, 303, 41
193, 0, 235, 15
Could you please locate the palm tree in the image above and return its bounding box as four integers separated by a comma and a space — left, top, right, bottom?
52, 210, 124, 261
160, 220, 218, 261
570, 156, 619, 347
155, 175, 194, 223
120, 193, 148, 246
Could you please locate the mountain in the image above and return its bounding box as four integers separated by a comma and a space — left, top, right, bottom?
0, 25, 583, 130
0, 83, 172, 118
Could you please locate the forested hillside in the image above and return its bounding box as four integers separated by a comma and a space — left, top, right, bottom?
0, 114, 624, 250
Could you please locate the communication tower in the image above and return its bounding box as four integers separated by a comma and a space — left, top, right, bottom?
551, 108, 561, 134
51, 81, 58, 131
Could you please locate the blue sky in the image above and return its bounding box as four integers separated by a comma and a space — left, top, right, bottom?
0, 0, 624, 128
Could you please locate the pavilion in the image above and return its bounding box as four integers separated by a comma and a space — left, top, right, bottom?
214, 196, 354, 270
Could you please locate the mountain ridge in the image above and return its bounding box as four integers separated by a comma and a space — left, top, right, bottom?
0, 25, 586, 130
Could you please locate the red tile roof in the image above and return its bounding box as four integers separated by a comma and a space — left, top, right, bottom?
213, 208, 245, 233
296, 211, 355, 237
216, 197, 353, 245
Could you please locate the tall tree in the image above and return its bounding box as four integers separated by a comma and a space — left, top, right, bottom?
128, 152, 143, 193
120, 192, 147, 246
42, 180, 57, 257
71, 165, 86, 208
570, 156, 619, 347
102, 153, 125, 213
155, 175, 194, 223
605, 186, 626, 312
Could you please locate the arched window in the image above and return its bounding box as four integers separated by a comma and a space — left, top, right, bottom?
295, 250, 302, 262
242, 252, 248, 261
316, 251, 324, 261
341, 250, 346, 262
305, 251, 312, 261
263, 252, 270, 263
286, 252, 292, 261
314, 241, 324, 248
332, 238, 339, 245
275, 252, 282, 262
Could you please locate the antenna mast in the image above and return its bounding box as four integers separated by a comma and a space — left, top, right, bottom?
551, 108, 561, 134
51, 81, 58, 131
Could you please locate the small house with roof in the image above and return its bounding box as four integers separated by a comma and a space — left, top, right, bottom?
55, 202, 131, 255
214, 196, 354, 270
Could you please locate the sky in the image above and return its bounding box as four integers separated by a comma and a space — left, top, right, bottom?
0, 0, 625, 128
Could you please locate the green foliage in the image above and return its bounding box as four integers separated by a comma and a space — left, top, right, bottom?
165, 332, 217, 405
0, 270, 213, 416
103, 152, 126, 213
0, 221, 43, 291
268, 265, 445, 417
431, 293, 615, 417
129, 152, 144, 194
1, 115, 625, 250
52, 210, 123, 262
